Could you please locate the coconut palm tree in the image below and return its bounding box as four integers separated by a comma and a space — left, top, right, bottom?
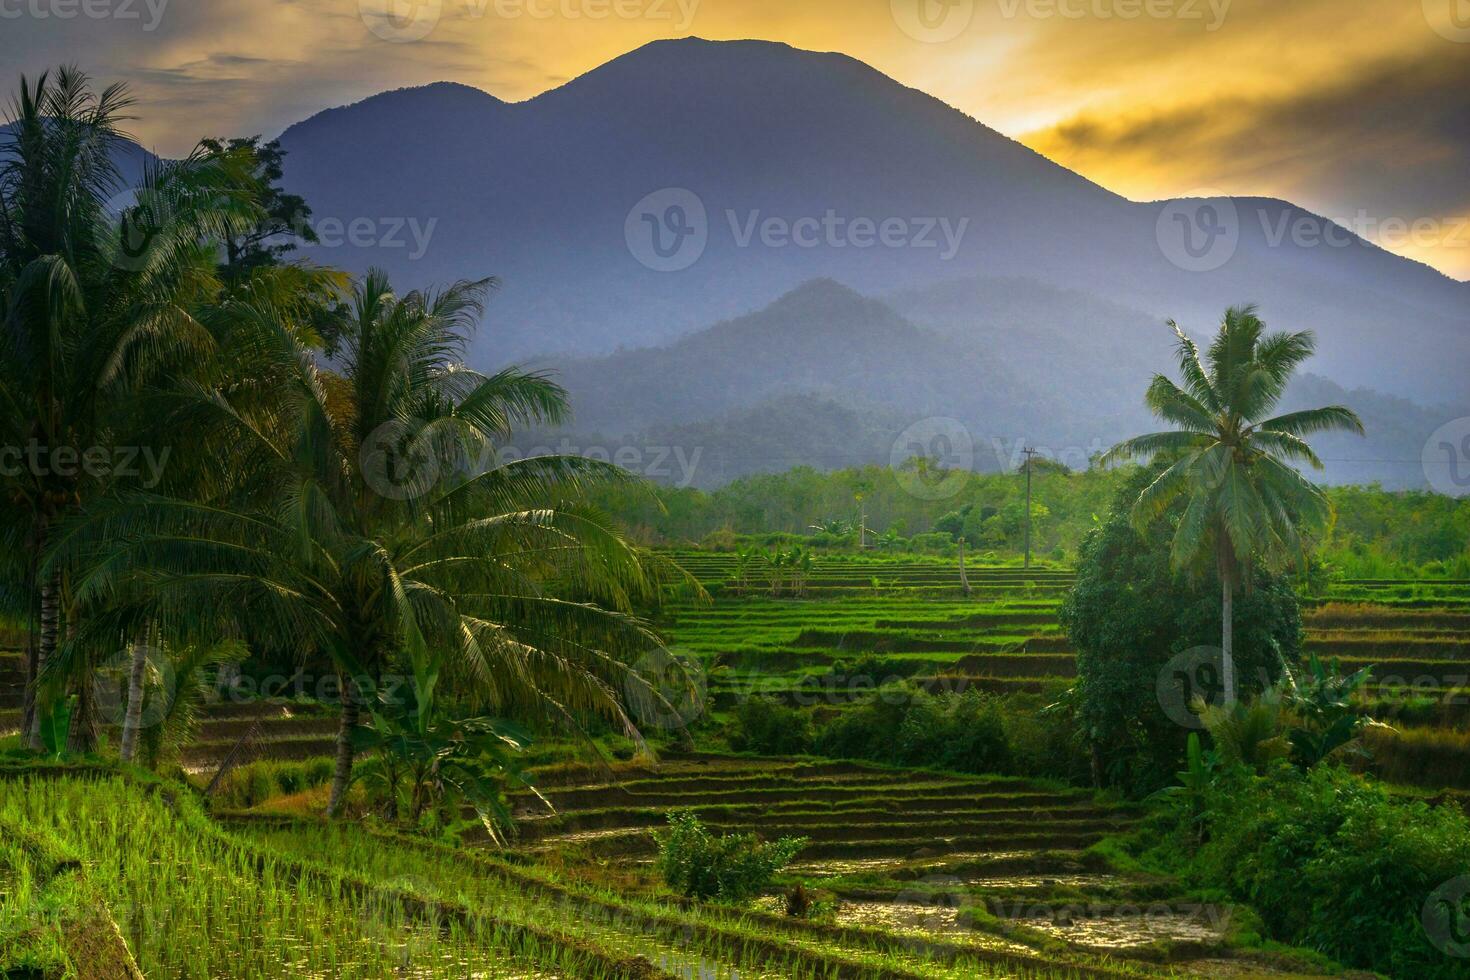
55, 270, 696, 815
1101, 306, 1363, 703
0, 67, 258, 749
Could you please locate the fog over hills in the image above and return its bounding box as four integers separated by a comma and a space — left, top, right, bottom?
535, 278, 1453, 489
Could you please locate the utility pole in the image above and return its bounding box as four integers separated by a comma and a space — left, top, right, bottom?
1021, 447, 1039, 569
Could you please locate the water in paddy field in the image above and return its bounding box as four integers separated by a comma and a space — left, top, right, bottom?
1015, 905, 1230, 948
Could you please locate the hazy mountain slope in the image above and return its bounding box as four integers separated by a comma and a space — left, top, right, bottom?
540, 278, 1034, 439
542, 278, 1451, 489
275, 38, 1469, 404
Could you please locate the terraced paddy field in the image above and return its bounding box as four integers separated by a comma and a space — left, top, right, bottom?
1, 765, 1331, 978
657, 552, 1470, 786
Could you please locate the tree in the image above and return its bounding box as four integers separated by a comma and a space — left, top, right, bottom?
57, 270, 695, 815
0, 67, 258, 750
200, 136, 317, 279
1101, 307, 1363, 703
1060, 465, 1301, 794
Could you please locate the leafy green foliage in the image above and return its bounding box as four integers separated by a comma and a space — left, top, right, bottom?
1182, 766, 1470, 978
1060, 467, 1301, 794
1197, 699, 1291, 774
809, 687, 1083, 780
1275, 653, 1379, 769
729, 697, 813, 755
655, 810, 806, 903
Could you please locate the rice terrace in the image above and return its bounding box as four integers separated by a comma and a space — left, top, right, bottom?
4, 3, 1470, 979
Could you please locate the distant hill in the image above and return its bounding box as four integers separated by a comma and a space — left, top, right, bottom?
539, 278, 1031, 439
538, 279, 1453, 489
275, 37, 1470, 407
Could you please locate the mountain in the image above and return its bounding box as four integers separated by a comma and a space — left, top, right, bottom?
538, 278, 1033, 439
275, 37, 1469, 407
543, 279, 1456, 489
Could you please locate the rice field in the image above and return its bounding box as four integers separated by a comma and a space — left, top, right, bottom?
1, 553, 1463, 977
657, 552, 1470, 781
0, 768, 1227, 979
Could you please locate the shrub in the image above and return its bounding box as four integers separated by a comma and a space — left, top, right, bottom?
811, 688, 1048, 778
1187, 766, 1470, 978
655, 810, 806, 903
1061, 465, 1301, 795
729, 697, 812, 755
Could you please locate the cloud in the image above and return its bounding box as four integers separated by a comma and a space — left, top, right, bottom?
0, 0, 1464, 277
1023, 42, 1470, 277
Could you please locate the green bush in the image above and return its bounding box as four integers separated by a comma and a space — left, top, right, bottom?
729, 697, 812, 755
808, 687, 1084, 779
1183, 766, 1470, 977
1061, 466, 1301, 795
655, 810, 806, 903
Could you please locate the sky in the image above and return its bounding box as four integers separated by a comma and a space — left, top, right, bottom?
3, 0, 1467, 279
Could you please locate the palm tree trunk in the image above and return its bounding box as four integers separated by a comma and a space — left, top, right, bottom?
958, 539, 972, 596
326, 676, 360, 817
25, 571, 60, 751
66, 618, 97, 755
1221, 573, 1235, 705
119, 624, 151, 764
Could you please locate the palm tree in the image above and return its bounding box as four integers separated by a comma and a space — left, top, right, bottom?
56, 271, 695, 815
1101, 306, 1363, 703
0, 67, 257, 749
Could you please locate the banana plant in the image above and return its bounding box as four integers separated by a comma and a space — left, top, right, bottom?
1275, 653, 1385, 768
